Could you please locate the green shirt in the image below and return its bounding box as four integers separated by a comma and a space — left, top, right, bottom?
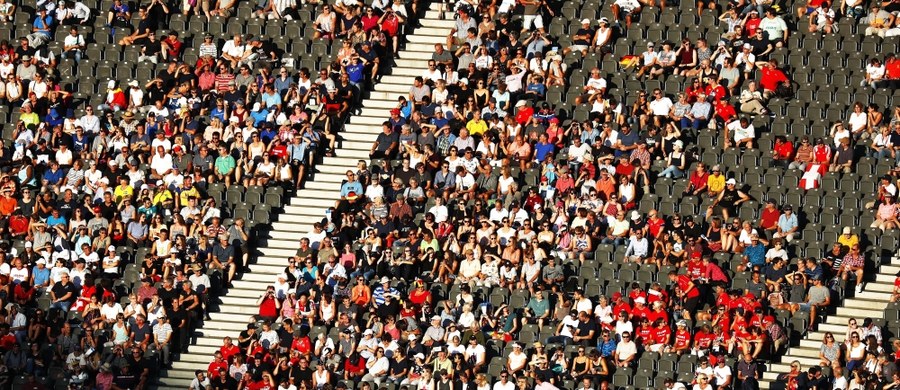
214, 155, 236, 175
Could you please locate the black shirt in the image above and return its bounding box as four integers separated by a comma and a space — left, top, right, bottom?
158, 286, 179, 308
169, 306, 187, 330
389, 358, 409, 376
209, 375, 238, 390
51, 281, 77, 303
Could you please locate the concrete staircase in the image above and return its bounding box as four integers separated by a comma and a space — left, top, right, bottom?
152, 6, 455, 390
758, 257, 900, 388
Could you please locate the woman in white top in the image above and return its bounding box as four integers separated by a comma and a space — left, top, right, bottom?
474, 46, 493, 70
457, 303, 476, 328
863, 58, 885, 89
432, 79, 449, 105
594, 295, 614, 324
5, 75, 22, 103
312, 363, 331, 389
764, 239, 788, 262
847, 102, 870, 139
122, 294, 146, 324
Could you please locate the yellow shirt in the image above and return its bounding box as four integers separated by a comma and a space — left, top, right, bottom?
837, 234, 859, 249
152, 190, 174, 205
707, 174, 725, 194
466, 119, 488, 136
179, 186, 201, 205
113, 185, 134, 204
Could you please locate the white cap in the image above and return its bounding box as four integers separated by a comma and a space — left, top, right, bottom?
277, 273, 287, 280
24, 242, 32, 248
408, 334, 417, 341
431, 315, 441, 322
581, 18, 590, 24
107, 245, 115, 252
743, 43, 752, 49
515, 100, 527, 108
129, 80, 139, 87
630, 210, 641, 221
380, 276, 390, 284
414, 353, 425, 360
635, 297, 646, 304
726, 178, 737, 185
35, 259, 46, 265
459, 78, 468, 84
843, 226, 852, 235
107, 80, 116, 90
363, 329, 374, 336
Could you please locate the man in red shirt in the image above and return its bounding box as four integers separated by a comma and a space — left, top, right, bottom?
669, 271, 700, 320
670, 321, 692, 354
611, 292, 632, 317
885, 54, 900, 85
759, 59, 789, 99
772, 136, 795, 169
758, 200, 781, 239
650, 319, 672, 352
208, 351, 227, 379
684, 163, 711, 196
220, 336, 241, 362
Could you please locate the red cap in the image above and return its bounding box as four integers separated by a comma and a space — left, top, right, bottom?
763, 315, 775, 324
390, 108, 401, 116
691, 251, 702, 259
549, 118, 559, 124
611, 292, 622, 300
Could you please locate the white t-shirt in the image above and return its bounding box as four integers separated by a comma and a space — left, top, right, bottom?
727, 121, 755, 141
649, 97, 674, 116
848, 112, 868, 133
712, 365, 732, 386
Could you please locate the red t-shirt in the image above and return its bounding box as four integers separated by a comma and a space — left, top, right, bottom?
674, 329, 692, 349
886, 58, 900, 80
247, 380, 273, 390
646, 309, 669, 325
677, 275, 700, 298
759, 67, 788, 92
744, 18, 761, 37
689, 170, 710, 192
774, 141, 794, 160
687, 260, 705, 280
694, 331, 715, 349
612, 302, 632, 317
258, 297, 278, 318
220, 345, 240, 362
714, 100, 736, 121
637, 326, 655, 346
647, 217, 666, 237
208, 361, 227, 379
759, 208, 781, 230
631, 306, 651, 322
654, 326, 672, 345
291, 336, 311, 356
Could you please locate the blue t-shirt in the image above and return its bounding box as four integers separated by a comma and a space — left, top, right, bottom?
32, 266, 50, 287
47, 215, 67, 227
250, 109, 269, 126
744, 243, 766, 267
345, 63, 365, 83
534, 142, 555, 162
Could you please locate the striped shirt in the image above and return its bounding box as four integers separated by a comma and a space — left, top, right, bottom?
153, 322, 173, 343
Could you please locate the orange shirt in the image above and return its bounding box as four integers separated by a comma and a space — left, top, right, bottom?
0, 196, 16, 216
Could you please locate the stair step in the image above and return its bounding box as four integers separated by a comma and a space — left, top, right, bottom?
413, 18, 455, 28
362, 99, 402, 109
277, 213, 328, 224
389, 67, 431, 77
284, 203, 338, 214
366, 91, 406, 101
322, 156, 369, 166
317, 164, 364, 174
194, 328, 241, 339
255, 256, 290, 266
245, 263, 286, 274
259, 238, 297, 249
208, 311, 259, 324
341, 140, 376, 151
835, 306, 886, 318
405, 33, 447, 44
404, 42, 439, 52
165, 368, 203, 379
257, 247, 296, 257
394, 58, 432, 68
344, 123, 382, 134
421, 11, 456, 20
334, 148, 371, 159
371, 82, 414, 93
408, 26, 450, 37
269, 229, 312, 240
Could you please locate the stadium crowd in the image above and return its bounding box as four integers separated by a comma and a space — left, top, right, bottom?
194, 1, 900, 390
0, 0, 895, 385
0, 0, 418, 385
